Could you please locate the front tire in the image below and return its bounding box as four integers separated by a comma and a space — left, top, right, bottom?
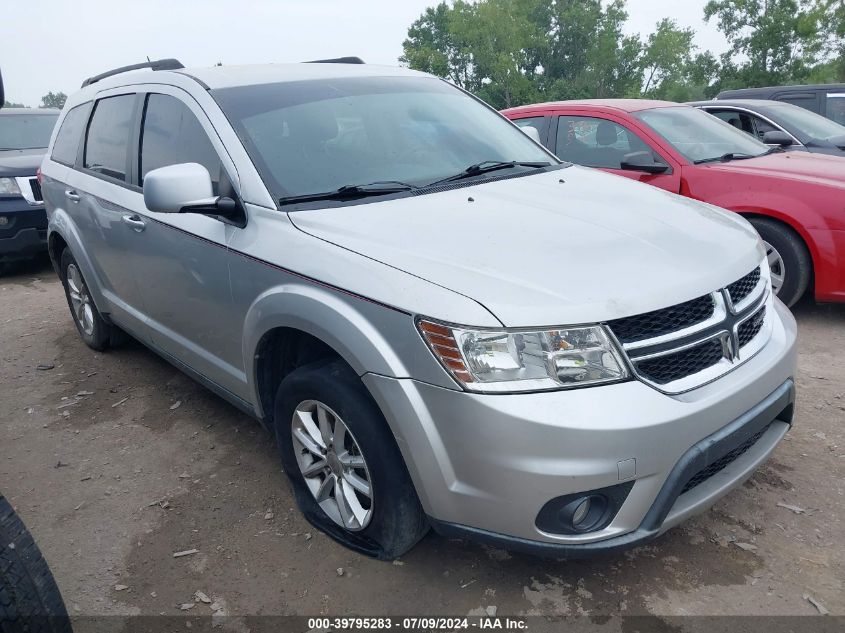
59, 248, 113, 351
274, 359, 429, 559
748, 218, 811, 307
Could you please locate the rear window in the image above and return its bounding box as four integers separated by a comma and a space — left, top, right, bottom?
0, 112, 59, 151
51, 103, 91, 166
84, 95, 136, 181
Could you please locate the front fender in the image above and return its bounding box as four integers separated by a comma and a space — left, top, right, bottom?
242, 281, 457, 420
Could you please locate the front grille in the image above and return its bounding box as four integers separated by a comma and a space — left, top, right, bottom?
636, 338, 724, 384
681, 424, 770, 494
607, 294, 715, 344
738, 306, 766, 348
29, 178, 43, 202
727, 267, 760, 305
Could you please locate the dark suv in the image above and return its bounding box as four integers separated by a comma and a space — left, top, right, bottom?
0, 108, 59, 268
716, 84, 845, 125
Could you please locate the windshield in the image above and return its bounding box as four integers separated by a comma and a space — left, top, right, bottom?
0, 113, 59, 150
635, 106, 770, 163
212, 76, 555, 204
770, 103, 845, 141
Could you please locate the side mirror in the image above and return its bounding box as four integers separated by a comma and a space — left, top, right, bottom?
520, 125, 542, 144
762, 130, 794, 147
620, 151, 669, 174
143, 162, 238, 219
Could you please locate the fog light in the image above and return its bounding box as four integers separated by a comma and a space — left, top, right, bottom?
535, 482, 634, 535
0, 216, 8, 226
571, 498, 591, 526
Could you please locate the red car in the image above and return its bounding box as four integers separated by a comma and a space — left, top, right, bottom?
502, 100, 845, 306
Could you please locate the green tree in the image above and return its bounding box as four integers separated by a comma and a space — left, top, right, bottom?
449, 0, 545, 107
815, 0, 845, 80
704, 0, 824, 87
640, 19, 696, 98
402, 0, 643, 108
401, 2, 475, 89
39, 91, 67, 109
3, 100, 28, 108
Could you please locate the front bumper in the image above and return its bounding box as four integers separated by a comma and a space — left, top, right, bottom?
0, 197, 47, 261
363, 299, 797, 556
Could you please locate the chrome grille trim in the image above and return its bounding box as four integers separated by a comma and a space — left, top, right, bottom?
13, 176, 43, 206
609, 262, 772, 394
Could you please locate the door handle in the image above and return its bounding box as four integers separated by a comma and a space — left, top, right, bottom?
65, 190, 80, 202
121, 214, 146, 232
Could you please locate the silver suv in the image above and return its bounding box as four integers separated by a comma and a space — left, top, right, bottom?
41, 59, 797, 559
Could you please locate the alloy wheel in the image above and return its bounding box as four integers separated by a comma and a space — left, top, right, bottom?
763, 240, 785, 296
66, 263, 95, 336
291, 400, 374, 531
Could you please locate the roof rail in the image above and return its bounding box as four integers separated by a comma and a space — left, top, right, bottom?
304, 56, 365, 65
81, 58, 185, 88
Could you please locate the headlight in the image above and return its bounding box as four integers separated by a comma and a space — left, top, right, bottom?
0, 178, 21, 196
418, 319, 630, 393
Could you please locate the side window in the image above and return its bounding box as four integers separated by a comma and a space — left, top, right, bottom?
555, 115, 660, 169
826, 94, 845, 125
708, 109, 755, 136
84, 95, 135, 181
749, 115, 778, 140
51, 103, 91, 166
140, 94, 223, 195
776, 92, 818, 113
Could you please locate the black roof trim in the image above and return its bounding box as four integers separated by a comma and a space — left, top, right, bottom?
81, 58, 185, 88
304, 56, 365, 65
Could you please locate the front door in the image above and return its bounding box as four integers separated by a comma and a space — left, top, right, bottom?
551, 113, 681, 193
123, 89, 246, 397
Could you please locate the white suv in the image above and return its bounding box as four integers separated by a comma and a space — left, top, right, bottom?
39, 58, 797, 559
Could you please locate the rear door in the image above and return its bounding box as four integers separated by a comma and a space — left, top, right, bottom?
66, 91, 152, 337
550, 112, 681, 193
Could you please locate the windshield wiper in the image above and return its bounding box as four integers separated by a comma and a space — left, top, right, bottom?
694, 152, 759, 165
427, 160, 550, 187
279, 181, 417, 205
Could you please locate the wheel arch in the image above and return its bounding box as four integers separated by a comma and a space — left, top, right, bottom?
46, 213, 109, 313
733, 209, 817, 281
244, 282, 425, 425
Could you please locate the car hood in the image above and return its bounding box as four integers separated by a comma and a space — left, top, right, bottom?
289, 167, 763, 327
0, 148, 46, 177
704, 150, 845, 188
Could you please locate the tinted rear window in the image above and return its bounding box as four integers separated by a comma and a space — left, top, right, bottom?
0, 113, 59, 151
84, 95, 135, 181
51, 103, 91, 166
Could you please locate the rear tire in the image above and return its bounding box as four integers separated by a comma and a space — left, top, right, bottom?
59, 249, 113, 351
274, 358, 429, 559
747, 218, 811, 307
0, 494, 72, 633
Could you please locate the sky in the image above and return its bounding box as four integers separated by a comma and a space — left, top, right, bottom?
2, 0, 728, 107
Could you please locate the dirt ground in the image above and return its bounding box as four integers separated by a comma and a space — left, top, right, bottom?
1, 257, 843, 625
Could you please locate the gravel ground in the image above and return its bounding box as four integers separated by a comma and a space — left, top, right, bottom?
1, 258, 843, 624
